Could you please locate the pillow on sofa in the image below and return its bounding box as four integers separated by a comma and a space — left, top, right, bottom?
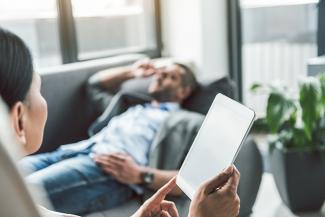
121, 76, 236, 115
182, 77, 236, 114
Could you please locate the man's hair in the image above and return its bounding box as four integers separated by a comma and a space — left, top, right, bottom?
175, 62, 199, 92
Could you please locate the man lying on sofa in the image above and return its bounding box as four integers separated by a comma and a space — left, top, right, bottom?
19, 58, 207, 215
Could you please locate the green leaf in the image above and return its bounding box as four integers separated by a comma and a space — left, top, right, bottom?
314, 116, 325, 146
319, 73, 325, 111
250, 83, 262, 92
299, 78, 321, 141
271, 128, 296, 149
292, 127, 309, 148
251, 118, 270, 133
266, 92, 297, 133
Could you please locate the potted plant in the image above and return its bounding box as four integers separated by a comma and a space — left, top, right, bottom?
251, 75, 325, 213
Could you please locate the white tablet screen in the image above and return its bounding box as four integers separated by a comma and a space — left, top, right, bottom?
176, 94, 255, 199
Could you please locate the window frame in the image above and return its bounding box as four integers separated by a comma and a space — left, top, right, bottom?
227, 0, 243, 101
318, 0, 325, 55
56, 0, 162, 64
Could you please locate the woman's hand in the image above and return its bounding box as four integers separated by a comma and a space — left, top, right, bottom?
132, 177, 179, 217
188, 165, 241, 217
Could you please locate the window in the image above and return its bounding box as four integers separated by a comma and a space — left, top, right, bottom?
0, 0, 61, 68
240, 0, 318, 115
0, 0, 160, 68
71, 0, 157, 60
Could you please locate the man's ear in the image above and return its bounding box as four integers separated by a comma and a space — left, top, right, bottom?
10, 102, 27, 146
178, 86, 192, 101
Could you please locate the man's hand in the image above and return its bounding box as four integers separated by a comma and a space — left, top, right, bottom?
93, 153, 143, 184
188, 165, 241, 217
132, 177, 179, 217
132, 58, 156, 78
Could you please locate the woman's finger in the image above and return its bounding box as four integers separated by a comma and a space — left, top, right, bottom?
151, 177, 177, 202
203, 165, 234, 195
161, 200, 179, 217
219, 166, 240, 195
160, 210, 172, 217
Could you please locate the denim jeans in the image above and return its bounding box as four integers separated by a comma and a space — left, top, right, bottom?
18, 146, 135, 215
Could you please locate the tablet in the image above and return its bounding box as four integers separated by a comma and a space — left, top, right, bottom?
176, 93, 255, 200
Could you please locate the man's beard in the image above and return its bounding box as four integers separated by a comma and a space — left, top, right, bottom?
149, 88, 177, 102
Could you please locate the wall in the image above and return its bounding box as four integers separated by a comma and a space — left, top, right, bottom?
160, 0, 229, 81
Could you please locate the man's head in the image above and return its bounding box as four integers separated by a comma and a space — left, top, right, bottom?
148, 62, 198, 103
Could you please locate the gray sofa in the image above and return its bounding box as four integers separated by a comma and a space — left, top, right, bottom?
39, 55, 263, 217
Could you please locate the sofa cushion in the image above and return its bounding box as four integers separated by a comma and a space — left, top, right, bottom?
182, 77, 236, 114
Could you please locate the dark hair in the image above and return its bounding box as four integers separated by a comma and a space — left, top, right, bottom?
175, 63, 198, 92
0, 28, 33, 108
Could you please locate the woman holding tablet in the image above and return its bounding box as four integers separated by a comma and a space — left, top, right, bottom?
0, 28, 240, 217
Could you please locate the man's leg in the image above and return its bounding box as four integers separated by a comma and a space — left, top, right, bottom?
26, 155, 135, 215
18, 140, 92, 175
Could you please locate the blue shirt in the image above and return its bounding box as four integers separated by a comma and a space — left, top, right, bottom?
91, 102, 179, 166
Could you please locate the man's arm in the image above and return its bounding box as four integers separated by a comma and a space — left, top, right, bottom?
141, 167, 183, 196
93, 153, 183, 196
88, 58, 155, 90
88, 66, 134, 90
